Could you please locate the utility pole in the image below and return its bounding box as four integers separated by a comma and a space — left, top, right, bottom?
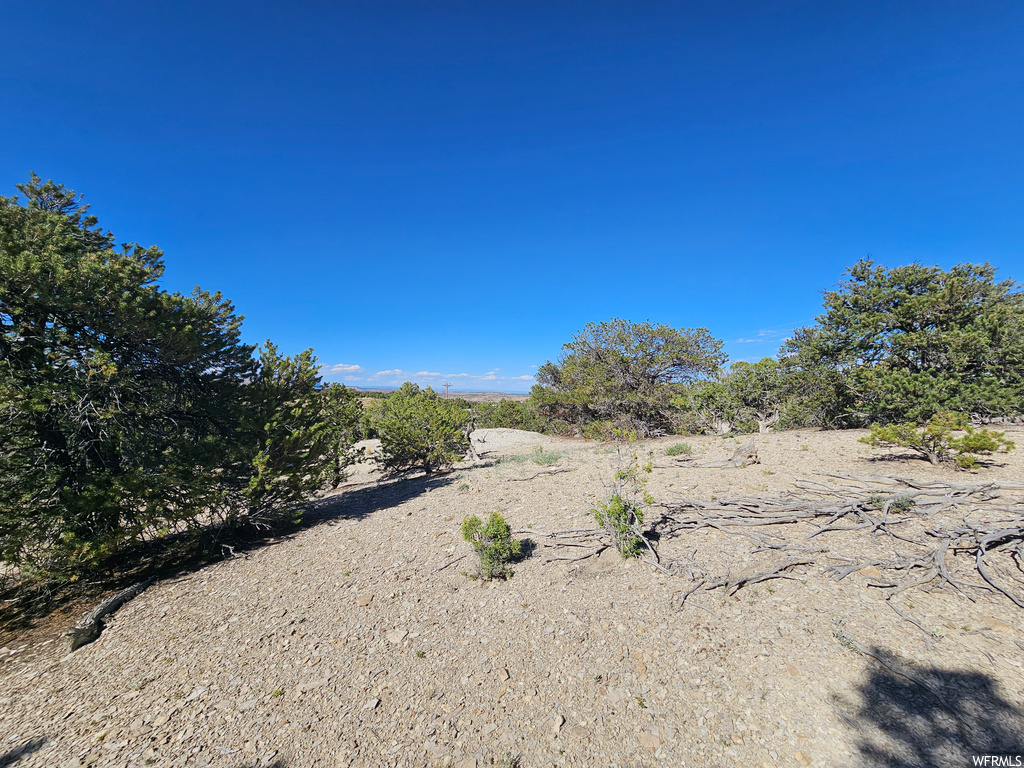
444, 382, 452, 399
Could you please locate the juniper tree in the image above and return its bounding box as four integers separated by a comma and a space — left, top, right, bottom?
531, 319, 725, 436
782, 259, 1024, 424
0, 176, 359, 573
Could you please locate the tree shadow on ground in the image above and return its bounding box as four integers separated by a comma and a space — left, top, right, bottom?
0, 472, 452, 638
841, 645, 1024, 767
0, 738, 46, 767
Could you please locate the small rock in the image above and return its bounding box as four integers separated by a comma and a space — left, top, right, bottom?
363, 698, 380, 710
787, 664, 800, 677
858, 565, 883, 580
357, 595, 374, 607
552, 714, 565, 734
498, 668, 509, 681
795, 752, 812, 765
299, 676, 330, 693
386, 629, 408, 644
980, 616, 1013, 632
639, 732, 663, 750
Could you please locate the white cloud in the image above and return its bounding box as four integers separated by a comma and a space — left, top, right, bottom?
733, 329, 786, 344
324, 363, 363, 373
352, 365, 537, 391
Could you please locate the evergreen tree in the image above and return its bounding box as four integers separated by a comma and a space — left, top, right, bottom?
782, 259, 1024, 423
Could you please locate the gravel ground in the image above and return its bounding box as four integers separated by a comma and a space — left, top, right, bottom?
2, 426, 1023, 768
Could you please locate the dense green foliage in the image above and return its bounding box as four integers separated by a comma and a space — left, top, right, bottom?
860, 411, 1015, 469
372, 383, 470, 473
470, 398, 541, 431
782, 259, 1024, 425
0, 177, 360, 574
531, 319, 726, 436
238, 345, 361, 528
461, 511, 522, 579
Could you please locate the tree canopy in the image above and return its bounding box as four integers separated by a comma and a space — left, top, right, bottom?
782, 259, 1024, 424
0, 176, 360, 573
532, 319, 726, 435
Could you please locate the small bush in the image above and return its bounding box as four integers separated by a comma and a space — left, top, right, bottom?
493, 400, 528, 429
528, 447, 562, 466
665, 442, 692, 456
867, 493, 915, 514
461, 512, 522, 579
592, 494, 645, 558
591, 438, 653, 558
582, 420, 617, 441
373, 383, 470, 473
860, 411, 1015, 468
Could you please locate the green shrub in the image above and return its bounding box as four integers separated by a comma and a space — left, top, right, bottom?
528, 446, 562, 466
860, 411, 1015, 468
591, 494, 645, 558
867, 493, 916, 514
373, 383, 470, 473
493, 399, 528, 429
239, 343, 360, 528
582, 420, 617, 441
591, 439, 653, 558
461, 512, 522, 579
665, 442, 692, 456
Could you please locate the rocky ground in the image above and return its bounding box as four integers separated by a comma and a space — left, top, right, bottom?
1, 426, 1023, 768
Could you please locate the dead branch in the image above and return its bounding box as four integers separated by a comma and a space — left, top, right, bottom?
656, 473, 1024, 609
65, 579, 153, 652
675, 437, 759, 468
508, 467, 574, 482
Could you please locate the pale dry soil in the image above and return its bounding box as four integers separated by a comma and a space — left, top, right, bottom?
2, 427, 1023, 768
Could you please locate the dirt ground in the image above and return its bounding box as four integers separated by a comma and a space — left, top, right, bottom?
1, 426, 1022, 768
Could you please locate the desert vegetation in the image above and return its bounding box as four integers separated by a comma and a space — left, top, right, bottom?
3, 176, 1024, 767
2, 175, 1022, 586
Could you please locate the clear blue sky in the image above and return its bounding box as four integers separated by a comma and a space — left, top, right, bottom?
3, 2, 1022, 392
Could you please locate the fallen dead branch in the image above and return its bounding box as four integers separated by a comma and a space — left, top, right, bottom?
508, 466, 575, 482
672, 437, 759, 468
65, 579, 153, 652
657, 473, 1024, 610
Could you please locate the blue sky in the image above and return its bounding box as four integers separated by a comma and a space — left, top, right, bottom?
3, 2, 1022, 392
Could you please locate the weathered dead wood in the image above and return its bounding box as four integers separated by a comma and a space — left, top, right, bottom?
658, 474, 1024, 609
543, 545, 608, 564
508, 467, 574, 482
65, 579, 153, 652
975, 526, 1024, 609
685, 437, 759, 468
436, 555, 467, 572
676, 558, 811, 610
886, 599, 940, 649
